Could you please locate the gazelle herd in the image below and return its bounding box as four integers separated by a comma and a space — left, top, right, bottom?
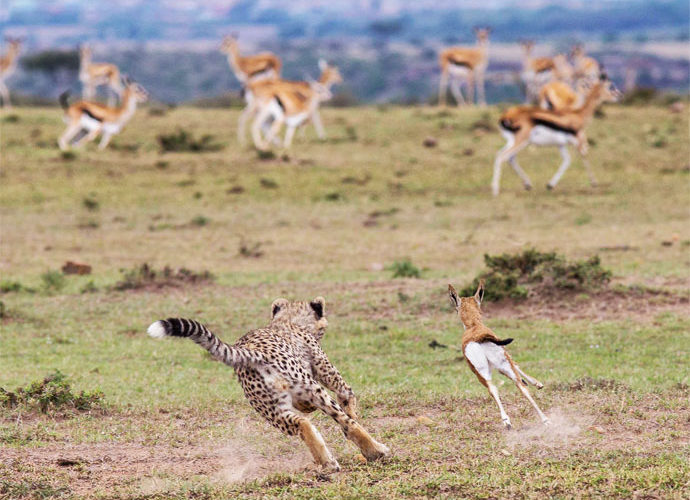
3, 31, 617, 194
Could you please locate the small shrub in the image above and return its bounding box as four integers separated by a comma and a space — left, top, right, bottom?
324, 192, 342, 201
41, 270, 66, 293
0, 280, 25, 293
82, 196, 99, 211
388, 259, 421, 279
461, 249, 611, 301
0, 371, 104, 414
190, 215, 210, 227
80, 281, 98, 294
60, 151, 76, 161
256, 150, 276, 160
260, 178, 279, 189
2, 114, 19, 123
113, 263, 214, 291
157, 128, 223, 153
239, 239, 264, 258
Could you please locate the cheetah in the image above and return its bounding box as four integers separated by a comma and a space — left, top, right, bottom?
448, 281, 550, 429
147, 296, 389, 472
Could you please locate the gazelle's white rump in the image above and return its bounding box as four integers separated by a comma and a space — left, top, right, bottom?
464, 341, 515, 382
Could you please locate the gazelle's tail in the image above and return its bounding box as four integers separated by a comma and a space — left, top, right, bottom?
147, 318, 265, 367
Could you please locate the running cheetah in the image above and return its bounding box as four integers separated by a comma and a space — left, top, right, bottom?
147, 296, 389, 471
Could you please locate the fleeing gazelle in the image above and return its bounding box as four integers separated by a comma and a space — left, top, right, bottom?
58, 78, 148, 151
448, 282, 549, 429
491, 76, 620, 195
0, 37, 22, 108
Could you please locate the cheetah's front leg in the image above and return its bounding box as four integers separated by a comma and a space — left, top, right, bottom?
310, 346, 358, 420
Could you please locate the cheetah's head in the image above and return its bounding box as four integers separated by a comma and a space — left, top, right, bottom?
270, 296, 328, 341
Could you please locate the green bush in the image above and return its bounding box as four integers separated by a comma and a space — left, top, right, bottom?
40, 270, 66, 293
157, 128, 223, 152
461, 249, 611, 301
388, 259, 421, 279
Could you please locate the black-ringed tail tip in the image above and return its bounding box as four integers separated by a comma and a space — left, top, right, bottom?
147, 320, 168, 338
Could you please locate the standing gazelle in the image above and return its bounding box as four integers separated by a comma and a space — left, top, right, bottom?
0, 37, 22, 108
571, 45, 601, 84
220, 35, 282, 85
79, 45, 123, 106
438, 27, 490, 107
448, 282, 549, 429
491, 76, 620, 196
58, 78, 148, 151
520, 41, 574, 103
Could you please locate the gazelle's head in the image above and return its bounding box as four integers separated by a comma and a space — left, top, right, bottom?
584, 75, 621, 105
220, 35, 239, 55
318, 59, 343, 87
123, 78, 149, 103
448, 281, 485, 329
474, 27, 491, 45
519, 40, 535, 55
310, 80, 334, 103
571, 44, 585, 60
270, 296, 329, 341
79, 44, 92, 59
5, 37, 22, 52
553, 54, 574, 81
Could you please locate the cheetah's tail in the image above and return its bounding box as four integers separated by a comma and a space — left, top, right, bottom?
147, 318, 264, 368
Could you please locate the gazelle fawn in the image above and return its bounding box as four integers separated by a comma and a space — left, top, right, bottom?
79, 45, 123, 106
448, 282, 549, 429
0, 37, 22, 108
492, 76, 620, 195
58, 78, 148, 151
438, 28, 490, 107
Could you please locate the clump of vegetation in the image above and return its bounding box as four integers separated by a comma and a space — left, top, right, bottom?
388, 259, 422, 279
0, 371, 104, 414
469, 113, 496, 133
82, 196, 99, 211
0, 280, 28, 294
60, 151, 76, 161
238, 238, 264, 258
190, 215, 210, 227
113, 263, 214, 291
461, 248, 611, 301
2, 114, 19, 123
40, 270, 66, 294
259, 178, 279, 189
157, 128, 223, 153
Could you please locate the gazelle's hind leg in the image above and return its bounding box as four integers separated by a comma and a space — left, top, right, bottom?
0, 81, 11, 108
58, 121, 83, 150
496, 352, 549, 425
311, 109, 326, 139
308, 384, 389, 461
73, 126, 101, 148
514, 363, 544, 389
438, 69, 449, 106
576, 131, 598, 187
492, 130, 530, 196
465, 342, 512, 429
509, 156, 533, 191
450, 78, 465, 106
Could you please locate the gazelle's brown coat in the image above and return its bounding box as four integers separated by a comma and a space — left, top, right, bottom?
79, 45, 123, 106
448, 282, 549, 429
571, 45, 600, 83
220, 35, 282, 85
538, 80, 583, 111
438, 28, 490, 107
0, 38, 22, 108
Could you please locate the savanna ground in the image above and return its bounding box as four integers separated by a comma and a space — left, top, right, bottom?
1, 103, 689, 499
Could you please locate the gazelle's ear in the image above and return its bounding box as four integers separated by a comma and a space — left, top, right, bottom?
310, 296, 325, 319
474, 279, 485, 305
318, 59, 328, 71
448, 284, 460, 308
271, 298, 289, 318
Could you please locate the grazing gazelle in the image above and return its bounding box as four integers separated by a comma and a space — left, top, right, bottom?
238, 59, 341, 145
0, 37, 22, 108
249, 62, 343, 151
79, 45, 123, 106
538, 80, 585, 111
58, 78, 148, 151
220, 35, 282, 85
491, 76, 620, 196
448, 282, 549, 429
571, 45, 601, 84
438, 27, 490, 107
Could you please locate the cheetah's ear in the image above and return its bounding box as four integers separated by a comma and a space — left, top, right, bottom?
310, 296, 325, 319
474, 279, 485, 306
448, 284, 459, 308
271, 298, 289, 318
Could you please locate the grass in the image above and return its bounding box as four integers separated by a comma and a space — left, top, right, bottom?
0, 104, 688, 498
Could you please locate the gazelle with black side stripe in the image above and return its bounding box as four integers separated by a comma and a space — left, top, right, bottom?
491, 76, 620, 195
438, 28, 490, 107
220, 35, 282, 86
58, 78, 148, 151
249, 61, 343, 151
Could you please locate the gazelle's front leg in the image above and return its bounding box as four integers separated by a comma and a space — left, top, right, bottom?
509, 156, 533, 191
576, 131, 598, 187
0, 81, 11, 108
283, 125, 297, 148
546, 145, 572, 190
73, 127, 101, 148
476, 69, 487, 107
466, 72, 475, 106
237, 102, 256, 145
58, 122, 82, 150
251, 106, 273, 151
98, 132, 114, 150
311, 109, 326, 139
438, 69, 449, 106
450, 78, 465, 106
492, 131, 530, 196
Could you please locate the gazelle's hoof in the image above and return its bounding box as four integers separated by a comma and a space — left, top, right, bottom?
503, 419, 512, 430
542, 418, 552, 427
524, 184, 533, 191
535, 381, 544, 389
546, 183, 554, 190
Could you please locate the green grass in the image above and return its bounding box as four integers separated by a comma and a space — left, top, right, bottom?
0, 105, 688, 498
